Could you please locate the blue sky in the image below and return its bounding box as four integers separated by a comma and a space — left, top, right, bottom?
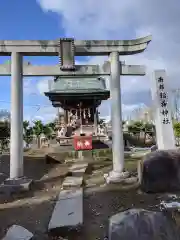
0, 0, 70, 122
0, 0, 179, 122
0, 0, 113, 122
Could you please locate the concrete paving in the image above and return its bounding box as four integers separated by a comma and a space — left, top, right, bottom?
48, 188, 83, 232
48, 160, 88, 236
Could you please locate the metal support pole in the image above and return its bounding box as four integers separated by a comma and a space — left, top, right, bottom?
109, 52, 125, 176
10, 52, 23, 179
64, 110, 68, 124
79, 103, 83, 134
94, 107, 98, 135
78, 151, 84, 160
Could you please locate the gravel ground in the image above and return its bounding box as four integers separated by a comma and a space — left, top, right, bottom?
0, 154, 176, 240
0, 154, 69, 239
79, 188, 161, 240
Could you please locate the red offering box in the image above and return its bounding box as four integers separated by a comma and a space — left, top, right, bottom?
73, 136, 92, 150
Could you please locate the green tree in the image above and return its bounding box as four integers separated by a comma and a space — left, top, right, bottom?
0, 121, 10, 151
127, 121, 155, 145
122, 120, 126, 125
43, 124, 53, 147
98, 118, 106, 126
128, 121, 143, 137
47, 121, 56, 131
144, 122, 155, 134
23, 120, 33, 148
142, 122, 155, 143
33, 120, 44, 148
173, 122, 180, 137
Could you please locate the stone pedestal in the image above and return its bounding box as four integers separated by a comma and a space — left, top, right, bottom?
104, 171, 129, 184
0, 177, 33, 195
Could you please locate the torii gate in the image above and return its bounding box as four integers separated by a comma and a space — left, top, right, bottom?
0, 37, 151, 185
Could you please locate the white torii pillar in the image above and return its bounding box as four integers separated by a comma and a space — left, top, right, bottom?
104, 52, 129, 183
10, 52, 24, 179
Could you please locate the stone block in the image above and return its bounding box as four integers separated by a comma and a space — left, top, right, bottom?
62, 176, 83, 189
48, 188, 83, 236
65, 158, 76, 164
0, 177, 33, 194
0, 173, 7, 183
109, 209, 180, 240
69, 163, 88, 177
2, 225, 33, 240
138, 150, 180, 193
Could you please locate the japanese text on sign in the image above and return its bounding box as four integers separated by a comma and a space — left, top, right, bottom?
74, 136, 92, 151
162, 118, 170, 124
157, 76, 170, 124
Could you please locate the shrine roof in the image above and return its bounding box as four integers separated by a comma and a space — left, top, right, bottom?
45, 88, 109, 93
45, 89, 110, 99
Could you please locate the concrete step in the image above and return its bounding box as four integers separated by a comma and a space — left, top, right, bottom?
69, 163, 88, 177
48, 188, 83, 234
62, 176, 83, 189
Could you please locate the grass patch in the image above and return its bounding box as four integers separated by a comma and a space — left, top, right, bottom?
125, 157, 140, 172
24, 148, 143, 172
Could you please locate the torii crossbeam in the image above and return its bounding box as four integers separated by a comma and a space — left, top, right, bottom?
0, 61, 146, 76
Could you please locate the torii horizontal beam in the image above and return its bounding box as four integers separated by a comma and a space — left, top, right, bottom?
0, 62, 146, 76
0, 35, 152, 56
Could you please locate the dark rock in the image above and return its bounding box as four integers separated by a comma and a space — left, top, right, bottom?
138, 150, 180, 193
109, 209, 180, 240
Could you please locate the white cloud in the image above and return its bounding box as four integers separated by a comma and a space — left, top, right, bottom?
23, 77, 57, 123
23, 78, 38, 95
25, 106, 58, 123
36, 0, 180, 119
37, 78, 50, 95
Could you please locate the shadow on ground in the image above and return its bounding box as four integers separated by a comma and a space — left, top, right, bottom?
92, 140, 110, 149
0, 198, 53, 239
0, 155, 68, 203
0, 155, 70, 239
0, 155, 53, 180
